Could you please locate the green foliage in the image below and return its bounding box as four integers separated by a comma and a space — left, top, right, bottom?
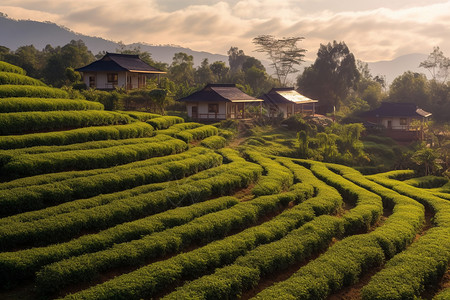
147, 115, 184, 129
0, 110, 132, 135
0, 85, 69, 98
174, 125, 218, 143
200, 135, 227, 149
0, 97, 104, 112
0, 61, 26, 75
0, 71, 46, 86
0, 122, 153, 149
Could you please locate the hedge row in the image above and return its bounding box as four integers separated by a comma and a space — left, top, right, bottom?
245, 151, 294, 197
0, 84, 69, 98
252, 163, 427, 299
163, 159, 344, 299
434, 288, 450, 300
0, 110, 132, 135
0, 196, 239, 287
174, 125, 218, 143
0, 134, 172, 160
0, 121, 154, 150
361, 174, 450, 299
0, 148, 223, 218
118, 111, 161, 121
53, 185, 314, 298
305, 160, 383, 234
1, 137, 188, 178
200, 135, 227, 149
147, 115, 184, 129
403, 175, 449, 189
0, 61, 26, 75
0, 148, 217, 224
0, 97, 104, 113
158, 122, 203, 136
164, 215, 343, 300
0, 71, 46, 86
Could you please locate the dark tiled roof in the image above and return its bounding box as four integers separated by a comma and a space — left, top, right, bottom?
263, 87, 318, 104
361, 102, 432, 118
76, 53, 165, 73
178, 84, 261, 102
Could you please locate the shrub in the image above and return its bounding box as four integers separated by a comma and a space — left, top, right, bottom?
0, 61, 26, 75
0, 72, 46, 86
0, 85, 69, 98
0, 97, 104, 112
147, 116, 184, 129
200, 135, 227, 149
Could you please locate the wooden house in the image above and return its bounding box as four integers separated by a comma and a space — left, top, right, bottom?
76, 53, 166, 91
262, 87, 318, 118
178, 83, 263, 120
360, 102, 432, 141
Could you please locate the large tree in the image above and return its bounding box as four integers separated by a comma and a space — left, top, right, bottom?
388, 71, 431, 108
419, 46, 450, 83
253, 35, 306, 86
297, 41, 359, 114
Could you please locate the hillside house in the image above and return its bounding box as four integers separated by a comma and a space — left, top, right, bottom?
262, 87, 318, 118
76, 53, 166, 91
178, 83, 263, 120
360, 102, 432, 141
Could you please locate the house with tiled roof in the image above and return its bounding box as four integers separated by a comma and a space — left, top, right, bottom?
76, 53, 166, 91
262, 87, 318, 118
178, 83, 264, 120
360, 102, 432, 141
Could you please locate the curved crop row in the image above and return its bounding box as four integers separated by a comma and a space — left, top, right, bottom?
0, 110, 132, 135
0, 84, 69, 98
163, 159, 344, 299
0, 71, 46, 86
0, 61, 26, 75
434, 288, 450, 300
158, 122, 203, 136
200, 135, 227, 149
147, 115, 184, 129
118, 111, 161, 121
0, 121, 153, 150
174, 125, 219, 143
0, 148, 222, 218
0, 196, 239, 287
362, 174, 450, 299
251, 163, 427, 299
0, 97, 104, 113
0, 134, 172, 161
52, 185, 314, 298
403, 175, 449, 189
245, 151, 294, 196
305, 160, 383, 234
1, 136, 187, 178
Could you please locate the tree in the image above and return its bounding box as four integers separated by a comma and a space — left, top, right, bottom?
412, 146, 442, 176
210, 61, 229, 82
419, 46, 450, 83
253, 35, 306, 86
195, 58, 215, 84
388, 71, 431, 108
297, 41, 359, 114
227, 47, 247, 74
168, 52, 195, 86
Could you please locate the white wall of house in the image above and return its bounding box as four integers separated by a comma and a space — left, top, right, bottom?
380, 117, 412, 130
82, 72, 127, 90
186, 102, 227, 119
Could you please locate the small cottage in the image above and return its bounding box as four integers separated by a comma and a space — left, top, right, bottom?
262, 87, 318, 118
76, 53, 166, 91
178, 83, 264, 120
360, 102, 432, 141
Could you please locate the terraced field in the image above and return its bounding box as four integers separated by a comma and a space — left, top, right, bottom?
0, 62, 449, 299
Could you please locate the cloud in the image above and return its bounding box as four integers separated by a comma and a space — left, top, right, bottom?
1, 0, 450, 62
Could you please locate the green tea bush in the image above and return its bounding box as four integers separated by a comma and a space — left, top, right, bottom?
147, 115, 184, 129
0, 122, 154, 149
0, 61, 26, 75
0, 196, 239, 286
1, 137, 187, 178
0, 97, 104, 112
0, 110, 132, 135
0, 72, 46, 86
0, 85, 69, 98
158, 122, 203, 136
118, 111, 161, 121
200, 135, 227, 149
0, 149, 223, 217
174, 125, 219, 143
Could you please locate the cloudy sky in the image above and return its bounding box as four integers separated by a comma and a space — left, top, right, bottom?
1, 0, 450, 62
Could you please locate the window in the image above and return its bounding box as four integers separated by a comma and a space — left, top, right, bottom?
208, 103, 219, 113
107, 73, 118, 86
89, 76, 96, 88
400, 118, 407, 125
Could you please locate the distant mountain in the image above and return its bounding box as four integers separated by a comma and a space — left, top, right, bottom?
366, 53, 429, 84
0, 14, 228, 66
0, 14, 430, 83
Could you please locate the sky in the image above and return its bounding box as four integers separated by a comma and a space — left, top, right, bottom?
1, 0, 450, 62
